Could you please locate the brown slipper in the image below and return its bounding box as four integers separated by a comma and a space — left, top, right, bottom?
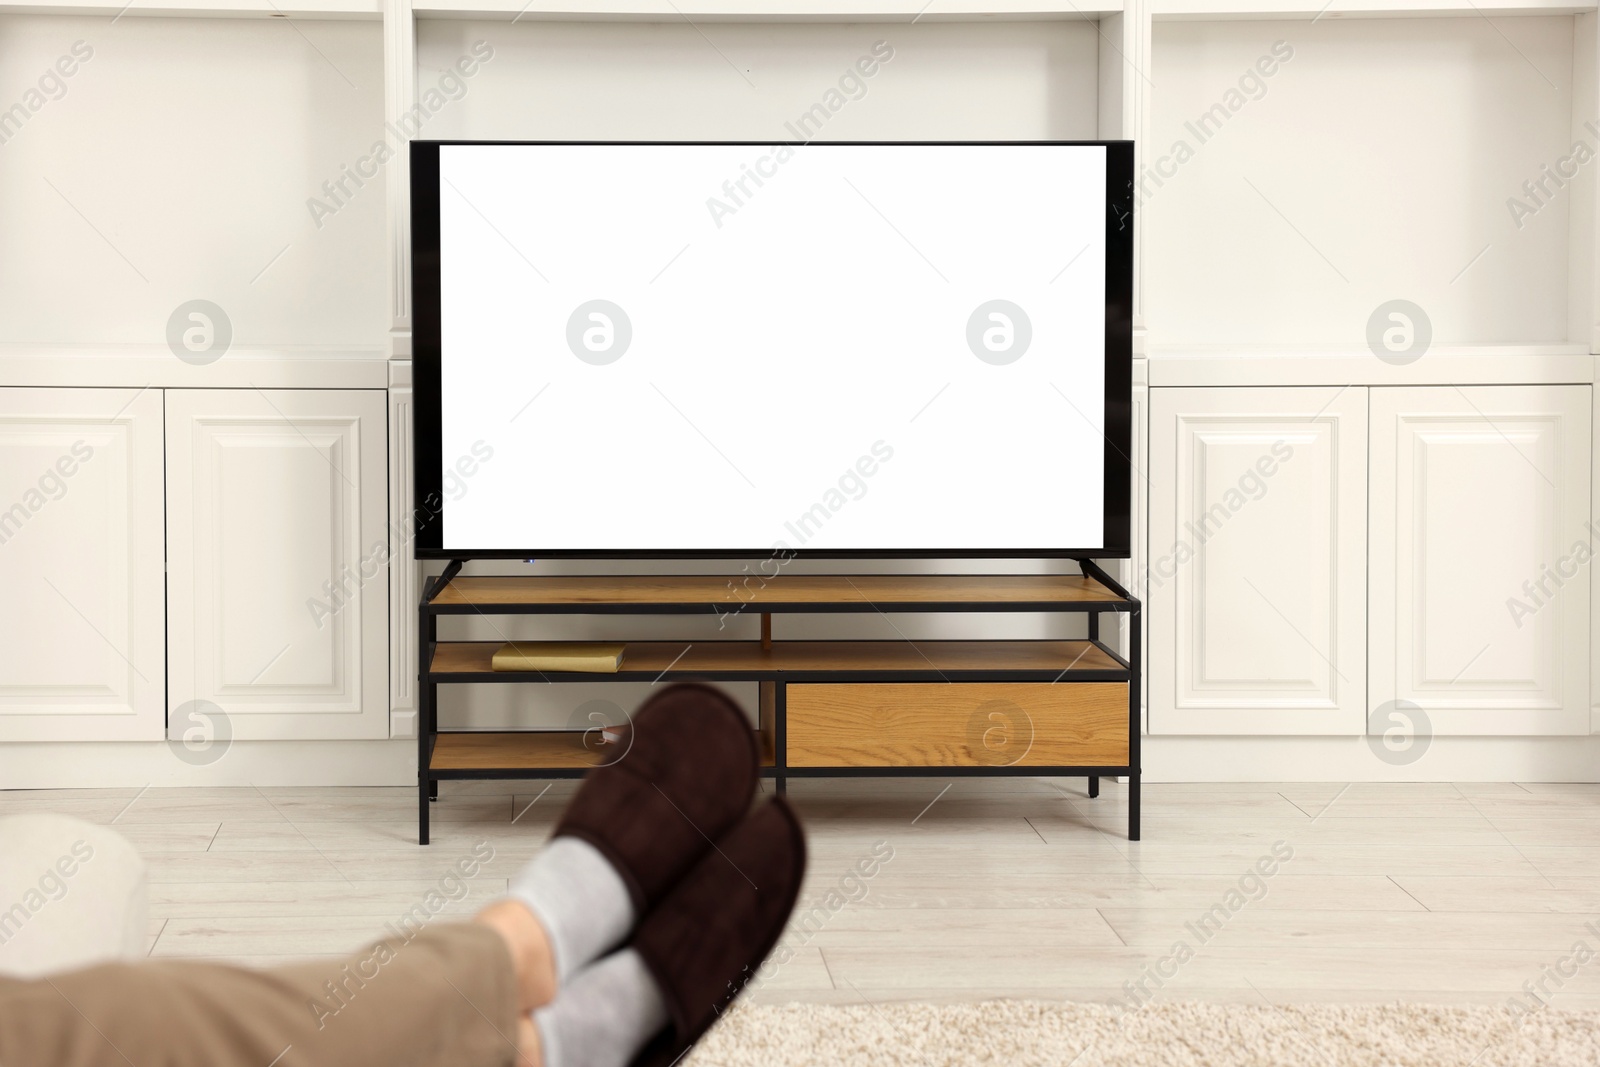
553, 682, 759, 915
628, 795, 808, 1067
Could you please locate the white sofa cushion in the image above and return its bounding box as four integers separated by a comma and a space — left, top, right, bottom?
0, 813, 148, 978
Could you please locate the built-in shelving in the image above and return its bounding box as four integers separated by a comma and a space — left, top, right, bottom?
1, 0, 1572, 353
5, 0, 1596, 777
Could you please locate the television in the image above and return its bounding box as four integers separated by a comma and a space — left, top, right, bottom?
411, 140, 1133, 560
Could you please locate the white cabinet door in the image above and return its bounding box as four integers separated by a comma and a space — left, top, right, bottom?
0, 388, 165, 741
166, 389, 389, 740
1149, 386, 1368, 735
1370, 386, 1591, 736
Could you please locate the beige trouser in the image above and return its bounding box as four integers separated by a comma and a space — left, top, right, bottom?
0, 923, 519, 1067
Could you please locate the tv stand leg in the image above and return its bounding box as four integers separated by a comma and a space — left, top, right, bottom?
429, 781, 438, 802
1129, 771, 1140, 841
1129, 603, 1141, 841
1087, 776, 1099, 798
775, 775, 787, 796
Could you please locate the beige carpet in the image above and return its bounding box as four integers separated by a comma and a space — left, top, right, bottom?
687, 1001, 1600, 1066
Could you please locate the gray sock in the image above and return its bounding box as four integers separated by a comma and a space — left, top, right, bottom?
533, 949, 669, 1067
510, 836, 635, 983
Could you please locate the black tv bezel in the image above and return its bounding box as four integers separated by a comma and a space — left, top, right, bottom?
411, 139, 1134, 561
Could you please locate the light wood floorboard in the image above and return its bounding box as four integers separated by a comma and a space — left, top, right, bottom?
8, 779, 1600, 1008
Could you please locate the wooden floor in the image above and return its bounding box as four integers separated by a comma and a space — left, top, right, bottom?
7, 778, 1600, 1009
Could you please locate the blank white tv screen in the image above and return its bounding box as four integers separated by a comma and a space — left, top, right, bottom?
416, 141, 1131, 557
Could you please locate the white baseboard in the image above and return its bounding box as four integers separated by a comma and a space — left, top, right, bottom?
5, 735, 1599, 790
1142, 734, 1600, 782
0, 741, 416, 788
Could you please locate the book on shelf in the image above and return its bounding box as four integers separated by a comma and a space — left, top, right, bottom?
490, 642, 626, 673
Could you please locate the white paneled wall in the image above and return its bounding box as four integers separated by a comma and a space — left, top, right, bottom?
3, 0, 1600, 782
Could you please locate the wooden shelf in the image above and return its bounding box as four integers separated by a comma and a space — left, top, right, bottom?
429, 639, 1126, 678
430, 573, 1127, 613
432, 731, 612, 770
431, 728, 779, 772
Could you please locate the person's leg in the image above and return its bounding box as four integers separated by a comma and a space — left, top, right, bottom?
531, 948, 666, 1067
0, 920, 530, 1067
0, 684, 762, 1067
476, 898, 560, 1013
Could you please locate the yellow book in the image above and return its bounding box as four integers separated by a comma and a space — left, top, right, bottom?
491, 642, 626, 673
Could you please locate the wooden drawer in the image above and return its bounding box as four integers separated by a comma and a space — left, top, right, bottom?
785, 683, 1129, 768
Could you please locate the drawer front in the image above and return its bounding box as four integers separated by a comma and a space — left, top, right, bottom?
785, 683, 1129, 768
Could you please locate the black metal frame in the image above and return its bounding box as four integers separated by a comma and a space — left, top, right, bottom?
409, 139, 1135, 561
416, 562, 1141, 844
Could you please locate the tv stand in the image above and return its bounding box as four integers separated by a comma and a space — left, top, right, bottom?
416, 562, 1141, 844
